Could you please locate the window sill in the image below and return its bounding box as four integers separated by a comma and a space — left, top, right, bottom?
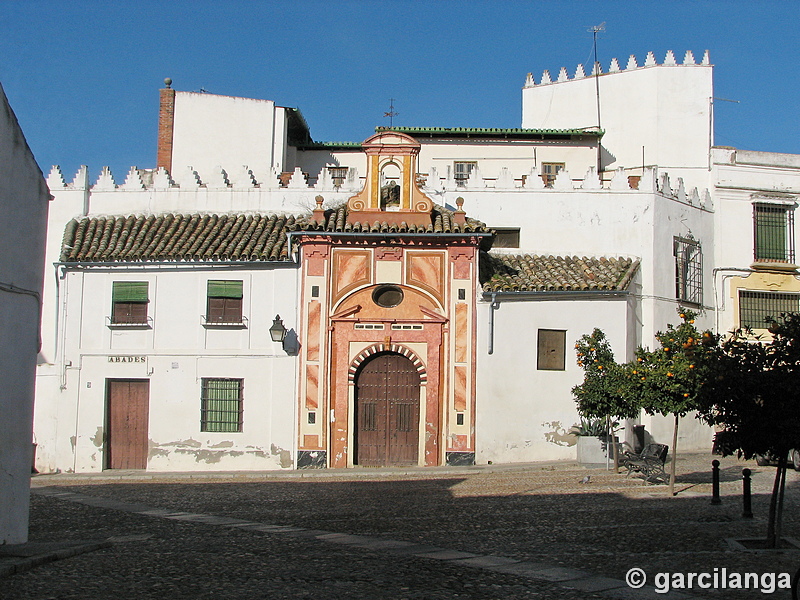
677, 300, 702, 308
202, 315, 249, 329
750, 261, 798, 273
107, 316, 153, 329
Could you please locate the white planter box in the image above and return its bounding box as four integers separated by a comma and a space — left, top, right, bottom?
576, 436, 617, 467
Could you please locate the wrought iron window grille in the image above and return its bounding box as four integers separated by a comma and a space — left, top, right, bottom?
674, 236, 702, 306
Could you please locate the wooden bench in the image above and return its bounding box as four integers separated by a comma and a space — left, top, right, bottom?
621, 443, 669, 483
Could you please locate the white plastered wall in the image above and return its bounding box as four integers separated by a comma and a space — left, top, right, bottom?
171, 92, 277, 185
522, 62, 713, 191
0, 82, 50, 544
476, 296, 633, 464
35, 265, 299, 473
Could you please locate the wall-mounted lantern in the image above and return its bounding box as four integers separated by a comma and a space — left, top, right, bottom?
269, 315, 287, 343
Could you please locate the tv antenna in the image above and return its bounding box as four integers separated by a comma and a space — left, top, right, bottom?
383, 98, 399, 128
587, 22, 605, 175
587, 22, 605, 126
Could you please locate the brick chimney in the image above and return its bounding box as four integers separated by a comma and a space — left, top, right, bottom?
157, 78, 176, 173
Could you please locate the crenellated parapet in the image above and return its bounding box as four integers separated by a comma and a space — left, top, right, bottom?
45, 164, 713, 211
524, 49, 711, 87
423, 166, 712, 209
46, 164, 364, 194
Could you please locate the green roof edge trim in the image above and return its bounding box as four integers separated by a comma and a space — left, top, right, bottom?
374, 126, 604, 138
295, 141, 363, 150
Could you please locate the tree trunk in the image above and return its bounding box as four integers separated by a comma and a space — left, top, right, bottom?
669, 414, 679, 496
766, 452, 787, 548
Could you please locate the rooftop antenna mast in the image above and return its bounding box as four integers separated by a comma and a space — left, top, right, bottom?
588, 21, 605, 176
383, 99, 399, 129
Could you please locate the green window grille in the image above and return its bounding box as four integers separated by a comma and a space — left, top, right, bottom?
112, 281, 149, 302
738, 290, 800, 330
674, 237, 702, 305
207, 280, 243, 299
201, 378, 243, 433
754, 203, 794, 263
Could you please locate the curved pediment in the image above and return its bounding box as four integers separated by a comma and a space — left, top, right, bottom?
361, 131, 421, 153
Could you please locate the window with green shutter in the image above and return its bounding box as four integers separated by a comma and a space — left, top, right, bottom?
201, 378, 243, 432
206, 280, 244, 324
111, 282, 149, 325
754, 203, 795, 263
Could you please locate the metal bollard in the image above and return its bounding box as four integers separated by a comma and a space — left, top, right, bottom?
742, 468, 753, 518
711, 459, 721, 505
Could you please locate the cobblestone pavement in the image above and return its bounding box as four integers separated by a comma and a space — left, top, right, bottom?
2, 453, 799, 599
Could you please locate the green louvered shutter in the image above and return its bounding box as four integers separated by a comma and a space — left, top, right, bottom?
112, 281, 149, 302
207, 280, 243, 298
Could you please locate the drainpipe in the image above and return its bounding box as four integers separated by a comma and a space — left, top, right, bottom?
488, 293, 498, 355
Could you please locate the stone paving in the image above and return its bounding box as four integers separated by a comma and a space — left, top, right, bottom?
1, 453, 799, 599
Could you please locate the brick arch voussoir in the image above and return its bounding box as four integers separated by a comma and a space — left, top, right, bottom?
348, 344, 427, 384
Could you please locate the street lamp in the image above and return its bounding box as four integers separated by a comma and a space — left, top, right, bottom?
269, 315, 287, 343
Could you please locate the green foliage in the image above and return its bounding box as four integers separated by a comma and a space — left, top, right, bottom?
624, 309, 718, 418
569, 417, 616, 437
697, 313, 800, 460
572, 329, 639, 421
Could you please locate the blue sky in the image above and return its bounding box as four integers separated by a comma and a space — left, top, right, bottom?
1, 0, 798, 182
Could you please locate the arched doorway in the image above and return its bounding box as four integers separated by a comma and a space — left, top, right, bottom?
354, 352, 421, 466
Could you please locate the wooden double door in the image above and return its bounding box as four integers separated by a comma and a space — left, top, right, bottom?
355, 353, 421, 466
106, 379, 150, 469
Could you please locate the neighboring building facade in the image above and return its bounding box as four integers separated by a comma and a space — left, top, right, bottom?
0, 81, 50, 543
33, 49, 799, 472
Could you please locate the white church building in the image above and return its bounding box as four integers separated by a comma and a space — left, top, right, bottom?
33, 50, 800, 473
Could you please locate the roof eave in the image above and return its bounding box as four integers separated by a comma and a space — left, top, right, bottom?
482, 289, 631, 301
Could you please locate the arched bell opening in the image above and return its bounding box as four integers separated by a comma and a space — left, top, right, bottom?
380, 161, 402, 211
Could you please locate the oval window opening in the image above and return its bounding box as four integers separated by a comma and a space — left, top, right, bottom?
373, 285, 404, 308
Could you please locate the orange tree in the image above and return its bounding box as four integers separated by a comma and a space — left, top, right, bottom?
621, 309, 717, 495
572, 329, 639, 466
697, 313, 800, 548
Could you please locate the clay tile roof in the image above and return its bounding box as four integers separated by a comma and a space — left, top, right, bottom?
293, 203, 489, 234
60, 213, 297, 263
60, 204, 490, 264
480, 252, 639, 293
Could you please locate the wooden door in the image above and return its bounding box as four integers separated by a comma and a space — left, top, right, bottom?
355, 353, 420, 466
106, 379, 150, 469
